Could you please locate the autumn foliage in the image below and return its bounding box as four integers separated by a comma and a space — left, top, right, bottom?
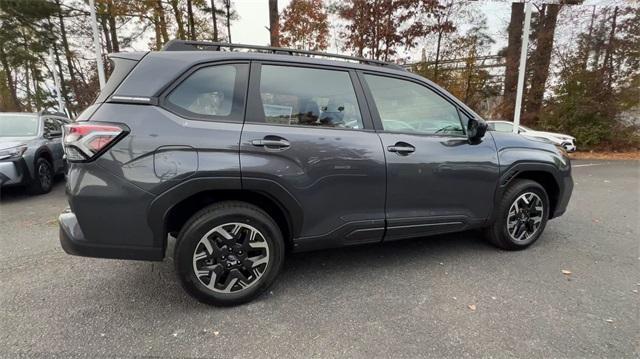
279, 0, 329, 51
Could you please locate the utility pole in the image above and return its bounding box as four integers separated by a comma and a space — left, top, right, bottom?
89, 0, 106, 89
513, 1, 532, 133
49, 48, 64, 113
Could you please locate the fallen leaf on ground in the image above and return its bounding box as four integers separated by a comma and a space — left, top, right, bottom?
468, 304, 476, 311
562, 269, 572, 275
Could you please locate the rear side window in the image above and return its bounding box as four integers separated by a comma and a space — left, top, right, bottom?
165, 64, 247, 122
95, 57, 139, 103
364, 74, 464, 136
257, 65, 364, 130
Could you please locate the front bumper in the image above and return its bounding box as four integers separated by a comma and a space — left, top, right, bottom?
59, 208, 163, 261
0, 158, 30, 186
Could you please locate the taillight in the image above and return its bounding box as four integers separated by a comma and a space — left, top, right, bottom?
62, 123, 128, 162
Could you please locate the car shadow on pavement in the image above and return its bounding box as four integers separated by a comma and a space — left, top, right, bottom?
0, 175, 65, 203
102, 230, 495, 311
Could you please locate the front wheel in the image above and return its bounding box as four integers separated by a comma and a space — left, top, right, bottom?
485, 179, 549, 250
174, 201, 285, 306
28, 157, 54, 195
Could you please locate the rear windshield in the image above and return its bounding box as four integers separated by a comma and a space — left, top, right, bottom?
0, 114, 39, 137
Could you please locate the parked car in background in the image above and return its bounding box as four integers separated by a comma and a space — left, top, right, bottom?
0, 111, 70, 194
487, 120, 577, 152
59, 41, 573, 306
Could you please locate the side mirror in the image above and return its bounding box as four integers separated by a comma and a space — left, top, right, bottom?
467, 117, 487, 141
46, 130, 62, 139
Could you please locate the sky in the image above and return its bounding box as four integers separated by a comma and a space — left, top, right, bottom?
228, 0, 633, 57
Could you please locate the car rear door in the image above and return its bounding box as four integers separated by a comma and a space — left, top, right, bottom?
359, 71, 500, 241
240, 62, 386, 251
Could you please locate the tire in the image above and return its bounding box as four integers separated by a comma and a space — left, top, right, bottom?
485, 179, 549, 250
28, 157, 54, 195
174, 201, 285, 306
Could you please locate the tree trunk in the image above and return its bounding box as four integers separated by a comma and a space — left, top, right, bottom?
502, 2, 524, 121
155, 0, 169, 45
581, 5, 596, 71
170, 0, 186, 40
186, 0, 196, 40
225, 0, 232, 43
0, 45, 20, 111
106, 0, 119, 52
153, 10, 162, 50
55, 0, 78, 106
269, 0, 278, 46
211, 0, 219, 41
100, 14, 113, 53
434, 29, 443, 82
24, 62, 32, 112
524, 3, 561, 123
602, 6, 618, 89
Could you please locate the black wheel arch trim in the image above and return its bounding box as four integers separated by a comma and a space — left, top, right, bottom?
491, 161, 568, 223
147, 176, 303, 255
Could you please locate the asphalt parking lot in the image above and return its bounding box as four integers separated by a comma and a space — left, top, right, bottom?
0, 159, 638, 358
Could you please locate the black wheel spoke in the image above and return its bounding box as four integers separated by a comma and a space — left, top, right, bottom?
193, 222, 270, 294
506, 192, 544, 242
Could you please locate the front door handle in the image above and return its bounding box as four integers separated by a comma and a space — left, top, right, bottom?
251, 137, 290, 149
387, 142, 415, 154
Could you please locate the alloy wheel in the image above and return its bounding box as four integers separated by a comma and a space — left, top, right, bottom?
506, 192, 544, 242
38, 162, 52, 190
192, 222, 270, 294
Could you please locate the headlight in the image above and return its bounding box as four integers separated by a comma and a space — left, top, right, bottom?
0, 145, 28, 160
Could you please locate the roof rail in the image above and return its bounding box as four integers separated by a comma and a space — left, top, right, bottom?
162, 39, 405, 71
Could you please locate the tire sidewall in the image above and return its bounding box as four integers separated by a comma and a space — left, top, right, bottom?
175, 205, 284, 305
30, 158, 53, 194
497, 181, 549, 249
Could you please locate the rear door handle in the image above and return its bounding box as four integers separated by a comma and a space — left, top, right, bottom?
251, 138, 290, 149
387, 142, 415, 154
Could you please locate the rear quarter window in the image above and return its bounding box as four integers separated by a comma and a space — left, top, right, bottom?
95, 57, 140, 103
163, 63, 248, 122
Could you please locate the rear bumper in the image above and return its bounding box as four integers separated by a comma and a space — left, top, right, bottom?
59, 209, 163, 261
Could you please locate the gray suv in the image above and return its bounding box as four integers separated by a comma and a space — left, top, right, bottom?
0, 111, 69, 194
59, 41, 573, 306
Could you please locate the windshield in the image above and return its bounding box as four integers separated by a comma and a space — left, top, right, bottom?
0, 114, 39, 137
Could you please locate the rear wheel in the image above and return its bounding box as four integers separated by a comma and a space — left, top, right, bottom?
485, 179, 549, 250
28, 157, 53, 195
174, 201, 285, 306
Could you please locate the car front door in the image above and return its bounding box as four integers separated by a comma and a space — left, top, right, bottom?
43, 117, 65, 172
240, 63, 386, 251
360, 72, 500, 241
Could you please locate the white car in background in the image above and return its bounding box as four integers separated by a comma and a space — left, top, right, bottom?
487, 120, 577, 152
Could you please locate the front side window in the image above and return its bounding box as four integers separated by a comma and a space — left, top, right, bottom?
258, 65, 364, 130
167, 64, 240, 119
364, 74, 464, 136
43, 118, 62, 136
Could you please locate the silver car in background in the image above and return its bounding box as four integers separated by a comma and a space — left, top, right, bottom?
0, 112, 70, 194
487, 120, 577, 152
